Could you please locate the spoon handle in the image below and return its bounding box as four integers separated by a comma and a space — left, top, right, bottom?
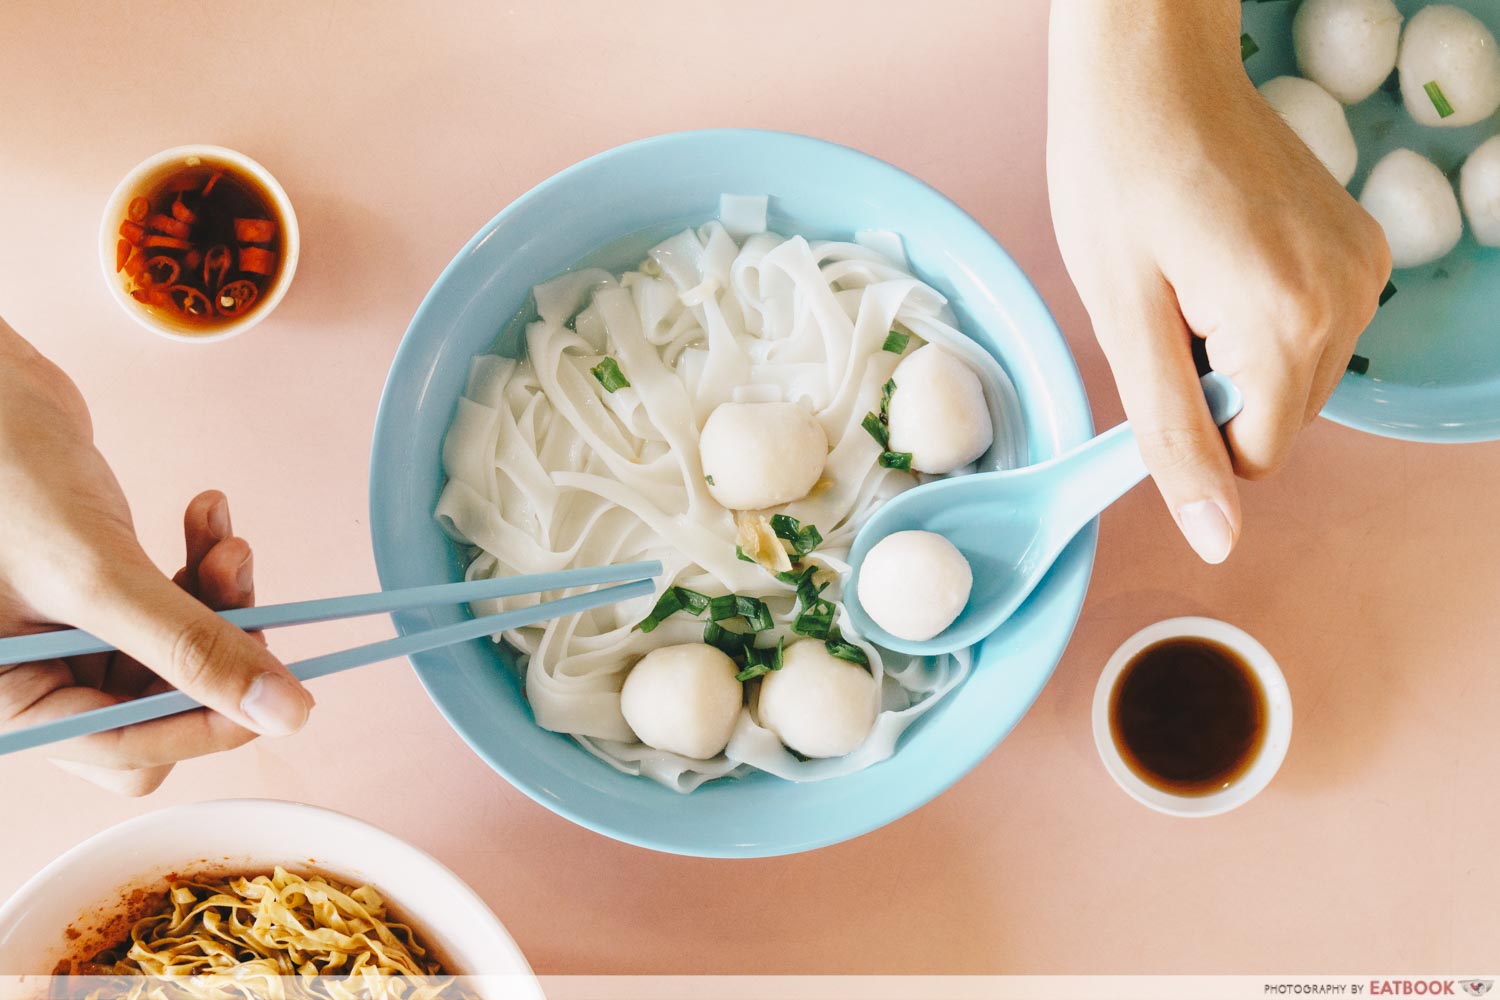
1053, 372, 1243, 535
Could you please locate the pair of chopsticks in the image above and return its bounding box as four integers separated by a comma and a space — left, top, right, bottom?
0, 560, 661, 757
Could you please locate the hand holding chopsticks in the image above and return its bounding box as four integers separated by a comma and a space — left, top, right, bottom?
0, 560, 661, 758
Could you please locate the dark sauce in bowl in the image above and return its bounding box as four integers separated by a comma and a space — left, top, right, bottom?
1109, 637, 1267, 796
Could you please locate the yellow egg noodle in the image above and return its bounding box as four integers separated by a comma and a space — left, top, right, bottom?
75, 867, 455, 1000
436, 204, 1026, 791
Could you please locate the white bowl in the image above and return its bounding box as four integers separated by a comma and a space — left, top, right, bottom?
0, 798, 539, 992
98, 144, 300, 343
1091, 617, 1293, 818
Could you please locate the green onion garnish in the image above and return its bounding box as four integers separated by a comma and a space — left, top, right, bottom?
793, 599, 835, 639
1424, 80, 1455, 119
736, 636, 786, 681
770, 514, 823, 557
707, 593, 774, 632
1347, 354, 1370, 376
824, 627, 869, 667
590, 357, 631, 392
704, 620, 750, 657
882, 330, 911, 354
1240, 33, 1259, 61
862, 379, 900, 456
705, 474, 715, 486
735, 545, 755, 563
1379, 280, 1397, 307
879, 451, 914, 471
777, 564, 835, 638
637, 586, 710, 632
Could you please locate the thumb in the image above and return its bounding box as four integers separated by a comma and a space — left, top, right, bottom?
1093, 277, 1241, 564
68, 554, 312, 736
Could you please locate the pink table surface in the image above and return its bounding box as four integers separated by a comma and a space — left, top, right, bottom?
3, 0, 1499, 975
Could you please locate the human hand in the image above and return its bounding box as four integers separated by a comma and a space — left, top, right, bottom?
0, 320, 313, 794
1046, 0, 1392, 563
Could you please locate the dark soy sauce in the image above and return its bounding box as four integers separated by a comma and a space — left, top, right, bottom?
1109, 637, 1266, 796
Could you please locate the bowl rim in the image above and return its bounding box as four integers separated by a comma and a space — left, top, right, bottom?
97, 143, 301, 344
0, 797, 536, 982
369, 127, 1098, 857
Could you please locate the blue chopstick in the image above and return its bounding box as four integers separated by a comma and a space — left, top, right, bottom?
0, 560, 661, 667
0, 576, 657, 757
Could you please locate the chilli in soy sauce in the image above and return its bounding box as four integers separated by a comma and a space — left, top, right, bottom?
114, 162, 282, 331
1109, 637, 1266, 796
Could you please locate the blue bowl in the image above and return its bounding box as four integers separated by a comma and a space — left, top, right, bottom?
369, 130, 1096, 857
1244, 0, 1500, 442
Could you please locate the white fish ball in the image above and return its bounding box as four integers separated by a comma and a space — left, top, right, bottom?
886, 345, 993, 475
1460, 134, 1500, 245
757, 641, 878, 759
620, 643, 743, 759
1258, 76, 1359, 185
1292, 0, 1403, 105
700, 401, 827, 510
1359, 148, 1463, 268
856, 530, 973, 642
1399, 5, 1500, 128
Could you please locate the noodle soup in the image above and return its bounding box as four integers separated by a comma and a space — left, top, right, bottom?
434, 196, 1026, 793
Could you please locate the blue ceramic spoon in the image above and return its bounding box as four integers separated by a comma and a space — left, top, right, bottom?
846, 372, 1243, 656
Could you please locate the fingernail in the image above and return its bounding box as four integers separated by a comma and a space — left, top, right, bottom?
236, 551, 254, 595
1176, 500, 1235, 564
209, 498, 232, 541
240, 673, 309, 736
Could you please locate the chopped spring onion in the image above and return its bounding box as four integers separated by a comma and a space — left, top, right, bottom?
1240, 33, 1259, 61
1424, 80, 1455, 119
882, 330, 911, 354
705, 474, 715, 486
824, 628, 869, 667
1347, 354, 1370, 376
590, 357, 631, 392
862, 378, 900, 455
735, 544, 755, 563
1379, 280, 1397, 307
879, 451, 914, 471
736, 636, 786, 681
704, 620, 750, 657
770, 514, 823, 557
777, 564, 835, 638
637, 586, 710, 632
793, 599, 836, 639
708, 593, 774, 632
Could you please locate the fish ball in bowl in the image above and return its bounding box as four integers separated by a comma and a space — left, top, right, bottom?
887, 344, 993, 474
1360, 148, 1463, 269
1460, 135, 1500, 246
857, 529, 973, 642
1292, 0, 1403, 105
1258, 76, 1358, 185
700, 401, 827, 510
1398, 5, 1500, 128
757, 641, 879, 759
620, 643, 743, 759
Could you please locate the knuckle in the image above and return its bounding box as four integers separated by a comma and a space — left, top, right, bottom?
1138, 424, 1213, 478
168, 617, 232, 694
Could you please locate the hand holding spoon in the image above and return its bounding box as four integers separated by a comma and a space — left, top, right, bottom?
846, 372, 1243, 656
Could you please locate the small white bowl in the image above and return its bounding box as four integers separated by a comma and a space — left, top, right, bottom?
98, 144, 299, 343
1091, 617, 1293, 818
0, 798, 539, 993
